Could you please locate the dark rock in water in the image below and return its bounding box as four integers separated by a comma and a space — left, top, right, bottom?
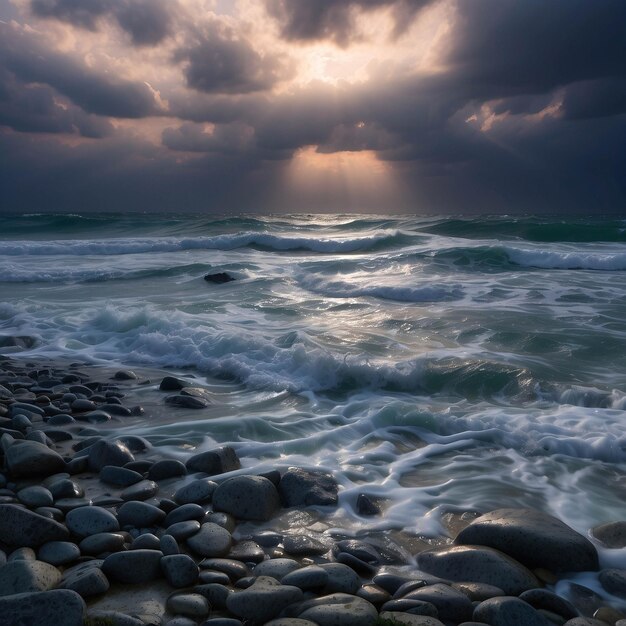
0, 335, 38, 350
226, 576, 303, 623
455, 508, 599, 572
164, 503, 205, 526
283, 534, 328, 556
102, 549, 163, 583
113, 370, 137, 380
174, 478, 218, 504
227, 540, 265, 563
116, 435, 150, 453
165, 393, 211, 409
519, 589, 580, 620
213, 475, 280, 521
88, 439, 135, 472
0, 559, 62, 596
279, 467, 338, 507
0, 503, 69, 547
148, 459, 187, 481
204, 272, 235, 284
120, 479, 158, 501
5, 440, 66, 477
416, 544, 539, 595
357, 493, 381, 516
592, 521, 626, 548
473, 596, 552, 626
599, 569, 626, 598
159, 376, 189, 391
186, 446, 241, 475
0, 589, 85, 626
319, 563, 361, 595
402, 583, 474, 623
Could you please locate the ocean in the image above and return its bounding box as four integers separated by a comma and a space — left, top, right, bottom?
1, 213, 625, 548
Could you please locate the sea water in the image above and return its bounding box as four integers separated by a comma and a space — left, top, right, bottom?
1, 213, 625, 547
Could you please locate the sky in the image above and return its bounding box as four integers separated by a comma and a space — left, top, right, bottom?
0, 0, 625, 215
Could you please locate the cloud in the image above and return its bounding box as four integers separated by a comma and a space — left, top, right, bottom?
162, 121, 255, 153
0, 23, 160, 118
176, 19, 293, 94
264, 0, 434, 46
30, 0, 174, 46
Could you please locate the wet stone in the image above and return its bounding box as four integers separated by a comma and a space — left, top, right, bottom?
121, 479, 159, 501
253, 558, 300, 580
381, 598, 439, 616
474, 596, 552, 626
519, 589, 580, 620
80, 410, 111, 424
161, 554, 199, 588
132, 533, 161, 550
297, 592, 378, 626
165, 520, 201, 541
213, 475, 280, 522
79, 532, 126, 556
591, 521, 626, 549
161, 534, 180, 555
283, 534, 329, 556
198, 570, 231, 585
199, 558, 249, 581
167, 593, 209, 617
165, 394, 210, 409
48, 478, 84, 499
452, 581, 505, 601
378, 613, 445, 626
417, 544, 539, 595
279, 467, 339, 507
17, 485, 53, 507
71, 398, 96, 412
599, 569, 626, 598
102, 549, 163, 584
100, 465, 143, 487
265, 620, 319, 626
282, 565, 329, 590
455, 508, 599, 573
47, 414, 76, 425
38, 541, 80, 566
0, 589, 86, 626
174, 479, 217, 505
159, 376, 189, 391
164, 503, 205, 526
186, 522, 232, 557
0, 503, 69, 546
66, 506, 120, 538
185, 446, 241, 475
148, 459, 187, 481
117, 501, 166, 528
88, 439, 135, 472
58, 560, 110, 597
357, 583, 392, 606
54, 497, 93, 511
226, 575, 303, 623
5, 440, 66, 477
227, 540, 265, 563
405, 583, 474, 623
320, 563, 361, 595
0, 559, 62, 596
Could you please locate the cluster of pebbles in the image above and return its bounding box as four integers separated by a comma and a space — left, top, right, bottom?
0, 356, 625, 626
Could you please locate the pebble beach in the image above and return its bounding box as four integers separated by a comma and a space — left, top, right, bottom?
0, 355, 625, 626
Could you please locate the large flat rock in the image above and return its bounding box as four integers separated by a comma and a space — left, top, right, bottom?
455, 508, 599, 572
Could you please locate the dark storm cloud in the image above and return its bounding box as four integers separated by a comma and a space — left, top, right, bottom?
176, 20, 293, 95
561, 78, 626, 121
162, 121, 255, 154
30, 0, 173, 46
0, 24, 159, 118
265, 0, 434, 46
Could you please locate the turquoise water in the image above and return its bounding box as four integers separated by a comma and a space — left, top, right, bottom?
1, 213, 625, 542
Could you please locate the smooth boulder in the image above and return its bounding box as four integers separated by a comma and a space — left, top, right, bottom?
0, 589, 85, 626
186, 446, 241, 475
5, 441, 66, 477
0, 504, 69, 547
213, 475, 280, 521
279, 467, 338, 507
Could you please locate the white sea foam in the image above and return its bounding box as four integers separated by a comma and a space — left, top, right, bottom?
505, 246, 626, 270
0, 231, 401, 256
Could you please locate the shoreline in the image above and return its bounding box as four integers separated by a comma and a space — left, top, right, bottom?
0, 353, 625, 626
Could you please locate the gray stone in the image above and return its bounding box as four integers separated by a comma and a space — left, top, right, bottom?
161, 554, 199, 588
88, 439, 135, 472
121, 479, 159, 501
185, 446, 241, 475
452, 582, 505, 601
79, 532, 126, 556
174, 479, 217, 505
591, 521, 626, 549
193, 582, 231, 609
404, 583, 474, 623
283, 534, 329, 556
48, 478, 83, 499
165, 394, 210, 409
187, 523, 232, 557
456, 508, 599, 572
297, 592, 378, 626
102, 549, 163, 583
253, 558, 300, 580
66, 505, 120, 538
71, 398, 96, 412
279, 467, 338, 507
563, 620, 608, 626
198, 570, 230, 585
117, 501, 166, 528
100, 465, 143, 487
132, 533, 161, 550
85, 610, 145, 626
58, 560, 110, 597
38, 541, 80, 566
81, 410, 112, 424
199, 620, 242, 626
149, 459, 187, 481
0, 589, 85, 626
417, 544, 539, 595
165, 520, 201, 541
8, 547, 36, 562
282, 565, 328, 590
320, 563, 360, 594
0, 503, 69, 546
519, 589, 580, 620
167, 593, 209, 617
164, 503, 205, 526
199, 558, 249, 581
265, 620, 318, 626
159, 376, 188, 391
213, 475, 279, 521
358, 583, 392, 606
378, 613, 445, 626
0, 559, 62, 596
226, 576, 303, 623
381, 599, 438, 616
5, 440, 66, 477
599, 568, 626, 598
161, 534, 180, 555
474, 596, 552, 626
17, 485, 54, 507
227, 540, 265, 563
